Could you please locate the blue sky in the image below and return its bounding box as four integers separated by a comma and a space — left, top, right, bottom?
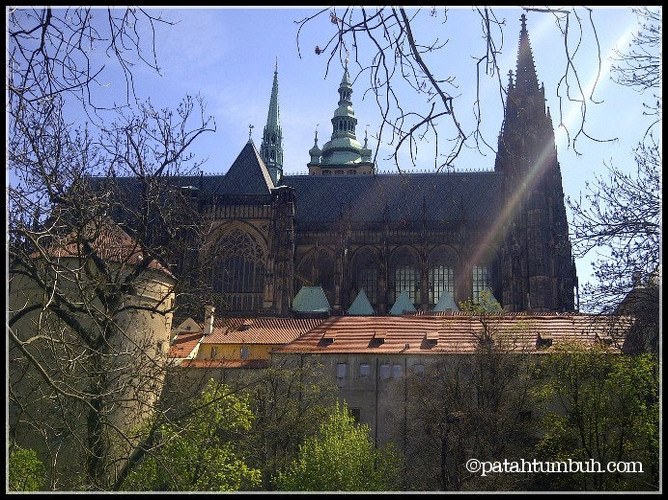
29, 6, 658, 300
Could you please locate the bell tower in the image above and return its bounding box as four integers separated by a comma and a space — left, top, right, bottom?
307, 60, 374, 175
496, 14, 577, 312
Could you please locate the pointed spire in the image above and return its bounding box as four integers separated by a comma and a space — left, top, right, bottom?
515, 14, 540, 93
261, 60, 283, 185
309, 128, 321, 164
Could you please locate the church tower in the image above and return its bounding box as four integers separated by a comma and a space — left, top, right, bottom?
496, 14, 577, 312
307, 61, 374, 175
261, 60, 284, 185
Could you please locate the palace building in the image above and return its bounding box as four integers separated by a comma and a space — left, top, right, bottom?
108, 14, 578, 318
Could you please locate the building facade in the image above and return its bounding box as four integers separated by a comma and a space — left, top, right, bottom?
107, 15, 578, 318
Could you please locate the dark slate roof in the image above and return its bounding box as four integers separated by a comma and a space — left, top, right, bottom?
86, 141, 502, 226
219, 140, 274, 196
281, 171, 503, 227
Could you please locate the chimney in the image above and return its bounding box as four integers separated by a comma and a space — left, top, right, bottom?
204, 305, 215, 335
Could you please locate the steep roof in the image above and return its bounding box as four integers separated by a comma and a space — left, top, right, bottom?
168, 331, 204, 358
389, 290, 416, 315
347, 289, 375, 315
87, 149, 502, 226
433, 291, 459, 312
292, 286, 331, 313
219, 140, 274, 195
31, 217, 172, 276
273, 313, 633, 355
282, 170, 502, 227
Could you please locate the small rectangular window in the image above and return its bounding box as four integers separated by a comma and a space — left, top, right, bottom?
359, 363, 371, 378
413, 363, 425, 376
349, 407, 361, 423
336, 363, 348, 379
379, 364, 391, 380
210, 346, 218, 359
240, 346, 250, 359
392, 364, 403, 378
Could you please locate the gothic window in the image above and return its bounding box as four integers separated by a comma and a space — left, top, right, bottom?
351, 246, 380, 305
390, 246, 420, 305
430, 266, 454, 305
395, 266, 418, 304
212, 228, 266, 311
429, 246, 458, 306
296, 247, 336, 305
472, 265, 491, 303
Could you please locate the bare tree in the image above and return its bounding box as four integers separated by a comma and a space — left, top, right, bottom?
568, 6, 661, 317
568, 140, 661, 314
610, 7, 661, 138
7, 7, 216, 490
7, 7, 173, 125
296, 7, 611, 170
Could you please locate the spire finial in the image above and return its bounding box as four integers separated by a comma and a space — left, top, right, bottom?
248, 124, 254, 141
275, 56, 278, 73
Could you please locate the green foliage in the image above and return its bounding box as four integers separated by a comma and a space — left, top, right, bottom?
236, 360, 337, 490
8, 444, 46, 491
275, 401, 401, 491
459, 289, 503, 315
122, 379, 261, 491
533, 343, 659, 490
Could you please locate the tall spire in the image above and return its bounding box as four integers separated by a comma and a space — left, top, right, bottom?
514, 13, 540, 93
261, 59, 283, 185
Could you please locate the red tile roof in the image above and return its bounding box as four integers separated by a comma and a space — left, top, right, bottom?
273, 313, 633, 355
179, 358, 270, 369
168, 331, 204, 358
31, 218, 172, 275
199, 317, 325, 345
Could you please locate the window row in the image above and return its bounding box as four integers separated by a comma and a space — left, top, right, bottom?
336, 362, 425, 380
356, 265, 492, 305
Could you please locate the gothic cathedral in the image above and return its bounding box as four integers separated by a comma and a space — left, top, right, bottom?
166, 14, 578, 316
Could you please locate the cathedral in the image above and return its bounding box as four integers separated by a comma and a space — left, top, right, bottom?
134, 14, 578, 317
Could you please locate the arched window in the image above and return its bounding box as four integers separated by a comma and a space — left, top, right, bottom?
429, 246, 457, 306
212, 228, 266, 311
390, 246, 420, 305
351, 246, 380, 305
295, 247, 336, 306
472, 265, 492, 304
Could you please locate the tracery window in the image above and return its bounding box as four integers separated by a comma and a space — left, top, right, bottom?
351, 246, 380, 306
430, 265, 454, 305
429, 246, 457, 306
212, 228, 266, 311
395, 267, 418, 304
472, 265, 491, 303
390, 246, 420, 305
295, 248, 335, 306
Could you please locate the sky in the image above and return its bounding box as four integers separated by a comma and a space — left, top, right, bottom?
13, 6, 658, 305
